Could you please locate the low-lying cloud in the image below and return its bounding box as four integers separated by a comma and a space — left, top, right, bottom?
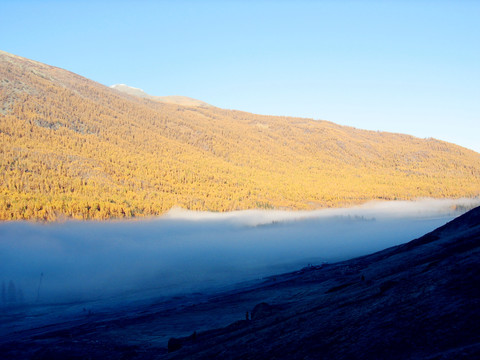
1, 199, 478, 307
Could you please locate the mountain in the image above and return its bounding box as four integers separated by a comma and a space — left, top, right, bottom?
1, 206, 479, 359
110, 84, 212, 107
1, 50, 480, 220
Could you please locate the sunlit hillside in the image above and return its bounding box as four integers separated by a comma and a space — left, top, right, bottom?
1, 50, 479, 220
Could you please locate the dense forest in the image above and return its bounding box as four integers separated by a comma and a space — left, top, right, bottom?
1, 50, 480, 221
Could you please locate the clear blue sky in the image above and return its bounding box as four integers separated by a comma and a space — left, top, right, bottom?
1, 0, 479, 152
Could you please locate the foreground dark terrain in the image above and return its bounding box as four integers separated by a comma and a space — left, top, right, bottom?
1, 207, 479, 359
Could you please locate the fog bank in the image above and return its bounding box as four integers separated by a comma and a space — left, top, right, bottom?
1, 199, 478, 306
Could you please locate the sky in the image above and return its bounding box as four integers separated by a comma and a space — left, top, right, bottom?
1, 0, 479, 152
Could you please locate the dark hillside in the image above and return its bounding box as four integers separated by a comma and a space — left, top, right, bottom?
164, 207, 480, 359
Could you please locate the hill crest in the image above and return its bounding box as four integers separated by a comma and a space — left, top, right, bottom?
110, 83, 212, 108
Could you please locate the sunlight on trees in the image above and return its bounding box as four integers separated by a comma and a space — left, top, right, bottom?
1, 53, 479, 220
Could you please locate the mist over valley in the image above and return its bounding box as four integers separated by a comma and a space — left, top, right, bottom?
1, 199, 476, 308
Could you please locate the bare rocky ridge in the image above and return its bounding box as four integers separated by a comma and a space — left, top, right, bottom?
110, 83, 212, 108
1, 207, 479, 359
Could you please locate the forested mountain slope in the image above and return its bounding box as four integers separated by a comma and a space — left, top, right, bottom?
1, 50, 479, 220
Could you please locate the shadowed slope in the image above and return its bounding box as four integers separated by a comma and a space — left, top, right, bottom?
165, 207, 480, 359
